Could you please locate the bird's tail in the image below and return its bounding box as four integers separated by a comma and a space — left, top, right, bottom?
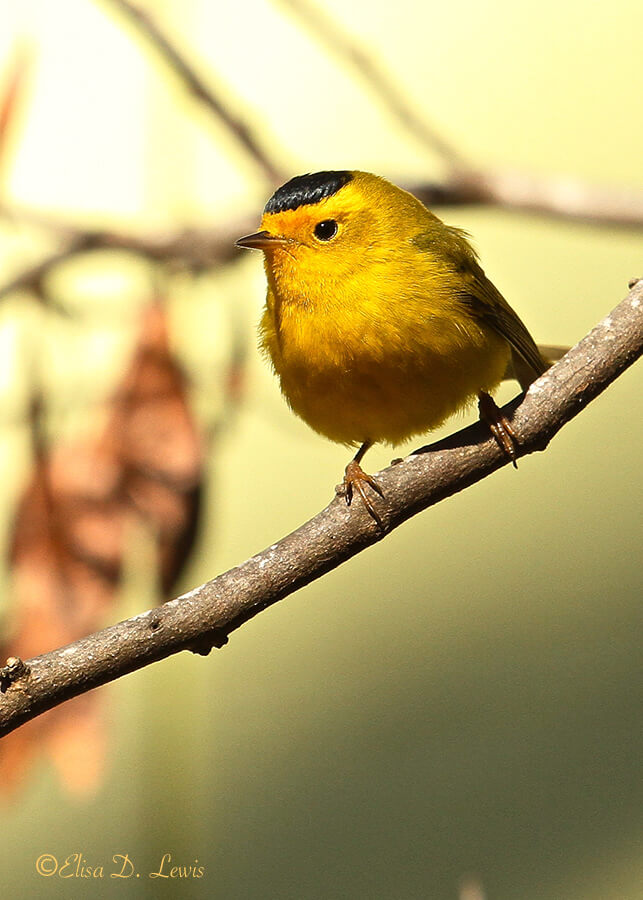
503, 344, 570, 385
537, 344, 569, 365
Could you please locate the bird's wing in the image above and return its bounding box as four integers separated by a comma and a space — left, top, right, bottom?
458, 265, 548, 384
414, 226, 548, 387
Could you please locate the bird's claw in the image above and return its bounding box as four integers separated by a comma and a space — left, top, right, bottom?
478, 391, 518, 467
343, 460, 384, 528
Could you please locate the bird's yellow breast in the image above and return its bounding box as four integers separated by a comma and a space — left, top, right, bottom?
259, 253, 510, 446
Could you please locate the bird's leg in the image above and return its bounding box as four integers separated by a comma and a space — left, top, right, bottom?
343, 441, 384, 527
477, 391, 518, 467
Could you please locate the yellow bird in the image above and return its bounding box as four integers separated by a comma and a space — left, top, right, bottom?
237, 170, 558, 524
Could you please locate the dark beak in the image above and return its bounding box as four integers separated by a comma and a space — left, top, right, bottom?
235, 230, 290, 251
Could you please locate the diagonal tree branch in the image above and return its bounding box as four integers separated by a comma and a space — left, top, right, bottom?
274, 0, 467, 169
1, 279, 641, 738
102, 0, 286, 184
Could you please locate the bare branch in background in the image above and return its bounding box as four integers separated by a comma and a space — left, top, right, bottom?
0, 214, 257, 301
103, 0, 286, 184
3, 167, 641, 303
1, 280, 641, 738
275, 0, 467, 169
410, 169, 643, 229
0, 234, 95, 302
274, 0, 643, 227
2, 0, 642, 308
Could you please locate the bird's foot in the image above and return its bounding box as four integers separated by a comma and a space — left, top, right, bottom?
478, 391, 518, 467
343, 460, 384, 529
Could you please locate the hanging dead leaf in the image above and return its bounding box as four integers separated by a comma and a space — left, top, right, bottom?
1, 298, 205, 797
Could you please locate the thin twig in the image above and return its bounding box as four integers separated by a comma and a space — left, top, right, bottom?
103, 0, 286, 184
275, 0, 467, 170
0, 234, 97, 301
1, 280, 641, 737
410, 170, 643, 229
0, 213, 257, 300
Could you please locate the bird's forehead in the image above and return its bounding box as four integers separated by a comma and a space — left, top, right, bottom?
261, 203, 329, 234
261, 188, 369, 236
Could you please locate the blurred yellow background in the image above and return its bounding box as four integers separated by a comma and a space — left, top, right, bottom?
0, 0, 641, 898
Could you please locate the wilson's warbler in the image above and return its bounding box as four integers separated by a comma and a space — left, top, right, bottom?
237, 170, 558, 524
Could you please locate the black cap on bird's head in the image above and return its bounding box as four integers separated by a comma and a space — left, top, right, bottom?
236, 170, 355, 251
264, 171, 353, 215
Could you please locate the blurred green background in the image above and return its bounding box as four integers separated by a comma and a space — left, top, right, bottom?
0, 0, 641, 898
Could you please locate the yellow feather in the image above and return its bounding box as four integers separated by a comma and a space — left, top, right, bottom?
237, 170, 551, 507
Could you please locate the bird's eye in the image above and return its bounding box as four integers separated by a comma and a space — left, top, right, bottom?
314, 219, 338, 241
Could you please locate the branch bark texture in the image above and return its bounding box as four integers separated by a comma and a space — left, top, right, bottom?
1, 281, 641, 737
